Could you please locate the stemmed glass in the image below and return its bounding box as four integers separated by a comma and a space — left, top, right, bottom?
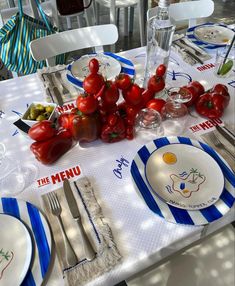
161, 87, 192, 135
0, 143, 38, 196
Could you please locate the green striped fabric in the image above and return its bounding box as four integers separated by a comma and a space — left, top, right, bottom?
0, 3, 65, 75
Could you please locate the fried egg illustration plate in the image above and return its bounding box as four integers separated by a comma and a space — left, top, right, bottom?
132, 137, 225, 211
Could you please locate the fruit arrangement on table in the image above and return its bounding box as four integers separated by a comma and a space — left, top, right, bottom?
28, 58, 231, 165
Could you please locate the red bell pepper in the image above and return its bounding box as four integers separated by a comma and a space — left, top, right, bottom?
101, 114, 126, 143
30, 130, 73, 165
28, 120, 57, 141
69, 108, 101, 142
195, 92, 229, 119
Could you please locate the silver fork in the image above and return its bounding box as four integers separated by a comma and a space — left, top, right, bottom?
208, 132, 235, 160
47, 192, 78, 267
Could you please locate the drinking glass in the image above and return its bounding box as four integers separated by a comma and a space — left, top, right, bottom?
0, 143, 38, 196
135, 108, 164, 142
161, 87, 192, 135
215, 45, 235, 78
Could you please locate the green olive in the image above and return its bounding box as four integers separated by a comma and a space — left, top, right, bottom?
35, 104, 45, 111
45, 106, 54, 113
36, 114, 46, 121
29, 107, 40, 120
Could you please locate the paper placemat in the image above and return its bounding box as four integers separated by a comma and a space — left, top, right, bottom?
41, 177, 121, 286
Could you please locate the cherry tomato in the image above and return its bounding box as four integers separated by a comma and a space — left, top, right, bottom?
102, 81, 119, 106
107, 114, 118, 126
89, 58, 99, 74
122, 84, 142, 106
147, 76, 165, 93
189, 81, 205, 96
76, 94, 98, 114
115, 74, 132, 90
83, 73, 105, 94
146, 98, 166, 113
156, 64, 166, 77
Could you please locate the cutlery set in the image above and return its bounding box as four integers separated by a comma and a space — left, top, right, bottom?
47, 179, 96, 267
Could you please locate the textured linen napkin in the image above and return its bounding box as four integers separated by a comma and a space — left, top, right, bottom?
41, 177, 121, 286
37, 65, 79, 104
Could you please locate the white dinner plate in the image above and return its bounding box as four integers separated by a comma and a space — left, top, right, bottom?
0, 198, 52, 286
0, 214, 32, 286
145, 144, 224, 210
131, 136, 235, 225
186, 23, 235, 49
66, 52, 135, 89
71, 53, 121, 81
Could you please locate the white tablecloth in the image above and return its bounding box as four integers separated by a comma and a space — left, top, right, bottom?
0, 47, 234, 286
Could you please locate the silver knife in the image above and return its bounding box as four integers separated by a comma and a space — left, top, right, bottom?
53, 86, 64, 106
216, 125, 235, 146
63, 179, 96, 261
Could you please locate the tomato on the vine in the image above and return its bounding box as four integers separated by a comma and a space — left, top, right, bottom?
115, 74, 132, 90
156, 64, 166, 77
83, 73, 105, 94
146, 98, 166, 113
89, 58, 99, 74
76, 94, 98, 114
147, 76, 165, 93
102, 81, 119, 106
122, 84, 142, 106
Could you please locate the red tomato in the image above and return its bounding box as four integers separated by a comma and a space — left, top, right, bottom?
115, 74, 132, 90
146, 98, 166, 113
179, 85, 198, 106
189, 81, 205, 96
156, 64, 166, 77
83, 73, 105, 94
76, 94, 98, 114
89, 58, 99, 74
147, 76, 165, 93
122, 84, 142, 106
102, 81, 119, 106
210, 84, 229, 96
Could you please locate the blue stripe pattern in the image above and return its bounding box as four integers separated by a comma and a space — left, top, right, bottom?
27, 202, 50, 277
66, 52, 135, 89
131, 136, 235, 226
0, 197, 51, 286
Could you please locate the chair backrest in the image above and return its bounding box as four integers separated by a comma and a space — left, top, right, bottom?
30, 24, 119, 66
147, 0, 214, 28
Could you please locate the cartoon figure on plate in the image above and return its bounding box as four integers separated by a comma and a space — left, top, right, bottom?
0, 248, 14, 279
163, 152, 206, 198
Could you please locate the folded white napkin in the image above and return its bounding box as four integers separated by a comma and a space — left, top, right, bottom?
37, 65, 79, 104
41, 177, 121, 286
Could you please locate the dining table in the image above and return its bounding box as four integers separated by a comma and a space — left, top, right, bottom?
0, 29, 234, 286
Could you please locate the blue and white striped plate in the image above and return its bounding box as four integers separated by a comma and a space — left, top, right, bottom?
131, 136, 235, 226
0, 198, 52, 285
66, 52, 135, 89
186, 22, 234, 49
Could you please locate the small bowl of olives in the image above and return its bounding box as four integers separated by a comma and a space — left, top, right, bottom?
22, 102, 57, 127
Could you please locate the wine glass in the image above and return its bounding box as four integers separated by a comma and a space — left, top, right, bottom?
135, 108, 164, 143
0, 143, 38, 196
161, 87, 192, 135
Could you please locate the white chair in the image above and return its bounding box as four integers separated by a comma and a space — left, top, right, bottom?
29, 24, 119, 66
94, 0, 146, 46
147, 0, 214, 28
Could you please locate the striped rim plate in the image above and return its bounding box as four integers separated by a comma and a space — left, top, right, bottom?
131, 136, 235, 226
0, 198, 52, 285
186, 22, 235, 49
66, 52, 135, 89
